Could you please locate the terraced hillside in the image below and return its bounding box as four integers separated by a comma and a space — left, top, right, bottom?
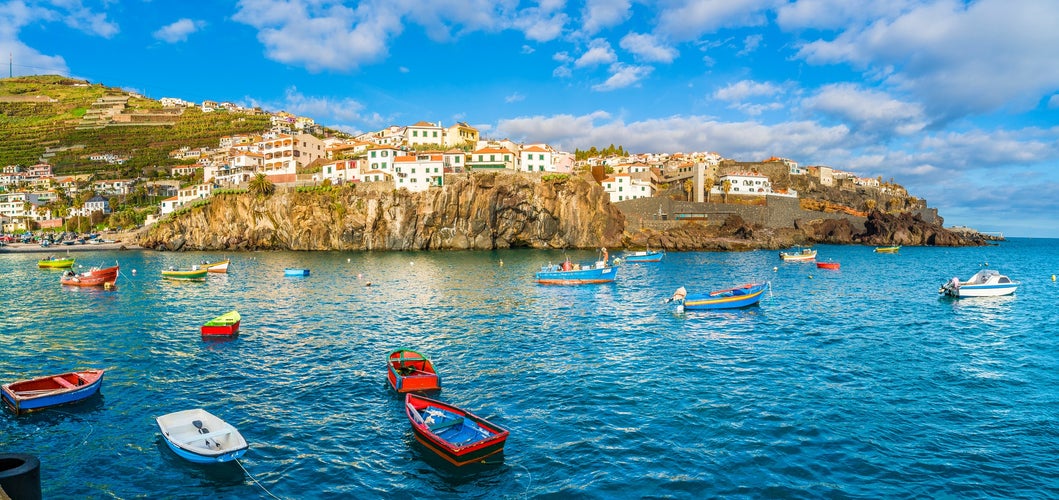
0, 75, 271, 177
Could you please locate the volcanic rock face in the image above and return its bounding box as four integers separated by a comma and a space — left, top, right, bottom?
856, 211, 986, 246
139, 173, 625, 251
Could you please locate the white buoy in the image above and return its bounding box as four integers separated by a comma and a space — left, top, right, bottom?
347, 258, 350, 262
773, 266, 778, 272
132, 269, 137, 275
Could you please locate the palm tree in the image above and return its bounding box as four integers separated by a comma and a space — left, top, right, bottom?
721, 179, 732, 203
248, 173, 275, 196
683, 179, 693, 201
704, 177, 714, 203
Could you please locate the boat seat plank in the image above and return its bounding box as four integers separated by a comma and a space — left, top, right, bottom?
429, 417, 465, 432
51, 376, 76, 388
180, 430, 232, 444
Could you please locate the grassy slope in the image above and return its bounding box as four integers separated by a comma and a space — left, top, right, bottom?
0, 75, 270, 177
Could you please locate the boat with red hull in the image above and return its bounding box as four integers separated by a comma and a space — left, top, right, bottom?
201, 310, 241, 337
816, 261, 840, 270
404, 393, 508, 466
60, 264, 119, 287
2, 369, 104, 415
387, 349, 441, 393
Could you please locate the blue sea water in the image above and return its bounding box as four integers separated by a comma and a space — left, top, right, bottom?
2, 239, 1059, 499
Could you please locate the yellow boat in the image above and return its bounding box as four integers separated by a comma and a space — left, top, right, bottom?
874, 246, 901, 253
38, 257, 76, 269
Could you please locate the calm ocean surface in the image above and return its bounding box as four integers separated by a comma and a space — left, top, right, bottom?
2, 239, 1059, 499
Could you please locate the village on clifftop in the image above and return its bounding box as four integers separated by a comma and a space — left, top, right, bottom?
2, 96, 895, 236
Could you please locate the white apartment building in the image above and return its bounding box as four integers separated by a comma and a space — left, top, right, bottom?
393, 154, 444, 192
258, 133, 326, 183
602, 174, 655, 202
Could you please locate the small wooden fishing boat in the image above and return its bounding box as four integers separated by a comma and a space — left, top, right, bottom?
622, 249, 664, 263
874, 246, 901, 253
387, 349, 441, 393
535, 249, 617, 285
84, 264, 119, 281
2, 369, 104, 415
671, 282, 769, 311
405, 393, 508, 467
161, 267, 208, 281
38, 256, 75, 269
156, 408, 249, 464
816, 261, 840, 270
60, 273, 110, 287
779, 248, 817, 262
201, 310, 241, 337
939, 269, 1019, 297
284, 268, 310, 277
201, 259, 230, 273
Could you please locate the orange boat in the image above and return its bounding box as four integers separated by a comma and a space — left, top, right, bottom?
816, 261, 840, 270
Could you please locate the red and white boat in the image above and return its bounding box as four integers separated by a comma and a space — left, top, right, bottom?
60, 264, 119, 287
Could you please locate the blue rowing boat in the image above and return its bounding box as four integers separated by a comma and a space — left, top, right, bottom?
156, 408, 249, 464
284, 268, 310, 277
622, 249, 664, 263
671, 282, 769, 311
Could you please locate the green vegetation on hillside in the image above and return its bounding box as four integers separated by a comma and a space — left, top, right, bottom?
0, 75, 270, 176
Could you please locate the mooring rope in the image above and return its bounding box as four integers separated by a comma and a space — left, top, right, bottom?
235, 458, 284, 500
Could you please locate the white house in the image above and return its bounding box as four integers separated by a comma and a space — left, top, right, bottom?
467, 147, 516, 171
442, 150, 466, 172
710, 172, 795, 197
159, 196, 180, 216
257, 133, 326, 183
393, 153, 444, 192
365, 145, 401, 174
520, 145, 553, 172
405, 121, 444, 148
602, 174, 655, 202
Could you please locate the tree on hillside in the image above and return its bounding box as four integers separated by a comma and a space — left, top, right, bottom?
722, 179, 732, 203
684, 179, 693, 201
248, 173, 275, 196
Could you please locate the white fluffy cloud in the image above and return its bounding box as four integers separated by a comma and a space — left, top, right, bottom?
802, 84, 926, 135
655, 0, 773, 41
153, 19, 206, 43
574, 39, 617, 68
794, 0, 1059, 119
580, 0, 632, 35
713, 80, 783, 101
619, 33, 677, 63
592, 63, 653, 91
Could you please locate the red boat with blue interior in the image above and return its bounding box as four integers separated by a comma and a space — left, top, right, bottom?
387, 349, 441, 393
1, 369, 105, 415
404, 393, 508, 466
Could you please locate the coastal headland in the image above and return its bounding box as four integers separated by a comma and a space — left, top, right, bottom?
138, 172, 989, 253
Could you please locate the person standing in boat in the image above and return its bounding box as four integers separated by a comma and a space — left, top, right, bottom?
600, 247, 609, 266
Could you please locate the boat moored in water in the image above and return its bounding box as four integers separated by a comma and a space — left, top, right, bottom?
387, 349, 441, 393
156, 408, 249, 464
670, 282, 770, 311
779, 248, 817, 262
939, 269, 1018, 297
404, 393, 508, 467
2, 369, 104, 415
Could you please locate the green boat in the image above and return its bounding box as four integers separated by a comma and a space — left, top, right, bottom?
38, 257, 76, 269
201, 310, 241, 336
161, 267, 208, 281
874, 246, 901, 253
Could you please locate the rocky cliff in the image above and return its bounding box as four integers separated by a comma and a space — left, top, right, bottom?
139, 173, 625, 251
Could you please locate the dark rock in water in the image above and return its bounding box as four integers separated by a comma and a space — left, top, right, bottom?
856, 211, 986, 247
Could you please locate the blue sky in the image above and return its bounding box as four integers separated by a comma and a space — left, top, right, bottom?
4, 0, 1058, 237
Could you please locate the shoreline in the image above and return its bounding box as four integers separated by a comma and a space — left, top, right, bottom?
0, 232, 144, 254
